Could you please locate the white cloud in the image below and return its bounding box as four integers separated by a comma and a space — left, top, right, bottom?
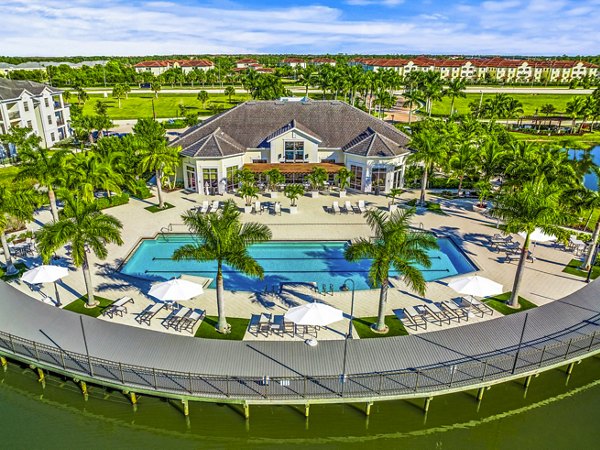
346, 0, 404, 6
0, 0, 598, 56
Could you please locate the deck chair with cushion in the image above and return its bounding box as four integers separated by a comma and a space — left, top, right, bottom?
397, 306, 427, 330
102, 296, 134, 318
136, 303, 164, 326
440, 300, 468, 322
208, 200, 219, 213
199, 200, 209, 213
180, 309, 206, 334
343, 201, 353, 214
331, 201, 341, 214
357, 200, 366, 213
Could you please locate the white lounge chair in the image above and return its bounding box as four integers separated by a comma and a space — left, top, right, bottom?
103, 296, 134, 318
136, 303, 164, 325
331, 201, 341, 214
208, 200, 219, 212
343, 201, 353, 214
199, 200, 209, 213
180, 309, 206, 334
396, 307, 427, 331
254, 201, 263, 214
274, 202, 281, 215
357, 200, 366, 213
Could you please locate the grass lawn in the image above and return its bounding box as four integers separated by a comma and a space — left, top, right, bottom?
430, 93, 590, 118
62, 295, 114, 318
353, 315, 408, 338
81, 92, 251, 120
562, 258, 600, 280
484, 292, 537, 315
194, 316, 249, 340
0, 262, 28, 281
509, 130, 600, 147
405, 198, 447, 215
0, 166, 20, 186
145, 202, 175, 213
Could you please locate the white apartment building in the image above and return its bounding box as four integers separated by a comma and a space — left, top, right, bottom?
0, 79, 71, 156
133, 59, 214, 76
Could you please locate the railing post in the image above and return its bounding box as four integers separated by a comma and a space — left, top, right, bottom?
119, 362, 125, 384
188, 372, 193, 393
9, 334, 15, 353
564, 339, 573, 359
153, 368, 158, 389
588, 331, 597, 351
414, 370, 420, 392
449, 365, 455, 387
226, 376, 230, 397
378, 373, 383, 394
303, 375, 307, 397
538, 346, 546, 368
60, 352, 66, 369
32, 342, 40, 361
481, 360, 488, 381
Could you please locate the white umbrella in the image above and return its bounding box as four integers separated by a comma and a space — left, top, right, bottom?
148, 278, 204, 302
448, 275, 503, 298
519, 228, 556, 243
285, 302, 344, 326
21, 265, 69, 306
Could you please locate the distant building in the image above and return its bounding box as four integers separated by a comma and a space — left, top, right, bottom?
0, 60, 108, 75
0, 79, 71, 154
281, 58, 307, 69
133, 59, 214, 76
171, 100, 409, 194
235, 58, 259, 69
309, 58, 336, 66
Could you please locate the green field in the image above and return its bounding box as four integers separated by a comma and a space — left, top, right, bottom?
81, 92, 251, 120
430, 93, 590, 117
509, 130, 600, 147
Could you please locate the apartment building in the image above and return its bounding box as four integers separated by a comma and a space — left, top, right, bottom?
133, 59, 214, 76
0, 79, 71, 155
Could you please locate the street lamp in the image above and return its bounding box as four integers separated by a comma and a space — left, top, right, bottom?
340, 278, 356, 395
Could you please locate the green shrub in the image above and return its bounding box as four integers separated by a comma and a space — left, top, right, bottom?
95, 193, 129, 210
129, 180, 152, 199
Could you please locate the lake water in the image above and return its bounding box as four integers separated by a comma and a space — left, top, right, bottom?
1, 357, 600, 449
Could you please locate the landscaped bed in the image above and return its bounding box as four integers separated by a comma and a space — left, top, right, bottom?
145, 202, 176, 213
353, 315, 408, 338
195, 316, 249, 340
562, 258, 600, 280
63, 295, 114, 318
484, 292, 537, 315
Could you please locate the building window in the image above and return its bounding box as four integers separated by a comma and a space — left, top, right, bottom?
185, 166, 197, 191
349, 165, 363, 190
44, 98, 49, 108
23, 102, 29, 112
284, 141, 304, 162
47, 115, 52, 124
50, 132, 55, 142
26, 120, 32, 129
226, 166, 238, 191
372, 167, 387, 191
202, 168, 218, 194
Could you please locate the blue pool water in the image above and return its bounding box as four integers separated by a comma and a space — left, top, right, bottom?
569, 145, 600, 191
120, 236, 477, 291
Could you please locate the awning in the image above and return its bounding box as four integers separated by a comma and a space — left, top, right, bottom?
243, 163, 344, 174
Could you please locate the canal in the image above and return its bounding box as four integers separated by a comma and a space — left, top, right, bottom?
1, 357, 600, 449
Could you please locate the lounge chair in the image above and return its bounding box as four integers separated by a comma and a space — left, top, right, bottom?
396, 307, 427, 331
274, 202, 281, 215
253, 201, 263, 215
357, 200, 366, 213
102, 296, 134, 318
343, 201, 353, 214
296, 323, 318, 338
199, 200, 209, 213
459, 296, 493, 317
136, 303, 164, 326
424, 302, 453, 325
440, 301, 468, 322
164, 305, 191, 329
504, 252, 521, 263
331, 201, 341, 214
208, 200, 219, 213
179, 309, 206, 334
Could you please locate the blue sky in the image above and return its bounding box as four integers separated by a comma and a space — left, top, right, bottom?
2, 0, 599, 56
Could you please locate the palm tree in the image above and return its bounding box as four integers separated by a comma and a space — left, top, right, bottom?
504, 97, 524, 124
335, 166, 353, 193
448, 140, 476, 197
345, 208, 438, 332
112, 83, 125, 108
306, 166, 328, 192
150, 81, 162, 98
402, 89, 423, 125
134, 118, 180, 209
18, 145, 69, 222
445, 78, 467, 116
492, 176, 569, 308
0, 184, 36, 275
566, 96, 585, 133
69, 151, 124, 203
410, 124, 445, 205
540, 103, 556, 117
264, 168, 284, 193
297, 66, 315, 97
284, 184, 304, 207
224, 85, 236, 103
173, 201, 272, 332
36, 197, 123, 307
422, 72, 444, 116
197, 90, 209, 108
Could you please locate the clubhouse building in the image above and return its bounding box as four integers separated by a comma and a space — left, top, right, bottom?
171, 99, 411, 194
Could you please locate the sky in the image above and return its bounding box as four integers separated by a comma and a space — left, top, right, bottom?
1, 0, 600, 57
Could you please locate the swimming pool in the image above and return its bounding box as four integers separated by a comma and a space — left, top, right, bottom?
120, 236, 477, 291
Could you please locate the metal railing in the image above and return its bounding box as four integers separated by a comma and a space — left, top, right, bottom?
0, 328, 598, 402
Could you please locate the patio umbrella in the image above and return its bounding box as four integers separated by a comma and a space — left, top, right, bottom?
518, 228, 556, 243
21, 265, 69, 306
285, 302, 344, 326
148, 278, 204, 302
448, 275, 503, 298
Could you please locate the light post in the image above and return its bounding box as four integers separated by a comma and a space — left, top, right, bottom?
586, 242, 599, 283
340, 278, 355, 395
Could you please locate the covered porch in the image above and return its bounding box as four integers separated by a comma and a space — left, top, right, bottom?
243, 162, 344, 185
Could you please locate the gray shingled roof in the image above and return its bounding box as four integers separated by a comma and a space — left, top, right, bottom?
180, 127, 245, 158
172, 100, 410, 157
343, 127, 405, 157
265, 119, 322, 144
0, 79, 60, 101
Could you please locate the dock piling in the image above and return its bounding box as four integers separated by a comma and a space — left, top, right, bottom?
524, 375, 532, 389
80, 381, 88, 400
423, 396, 433, 413
243, 402, 250, 420
365, 401, 373, 416
477, 387, 485, 402
0, 356, 7, 371
305, 403, 310, 418
182, 399, 189, 417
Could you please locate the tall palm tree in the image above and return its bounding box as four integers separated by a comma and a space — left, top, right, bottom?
134, 118, 180, 208
410, 124, 446, 205
345, 208, 438, 332
18, 145, 69, 222
173, 200, 272, 332
566, 96, 585, 133
402, 89, 423, 125
445, 78, 467, 116
492, 176, 569, 308
197, 90, 209, 108
0, 184, 36, 275
150, 80, 162, 98
224, 85, 236, 103
421, 71, 444, 116
69, 151, 124, 202
36, 197, 123, 307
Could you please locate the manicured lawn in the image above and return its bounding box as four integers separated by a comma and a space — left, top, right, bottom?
145, 202, 175, 213
562, 258, 600, 280
80, 92, 251, 120
484, 292, 537, 315
0, 262, 28, 281
405, 199, 447, 215
195, 316, 249, 340
62, 295, 114, 318
353, 315, 408, 338
0, 166, 20, 186
509, 131, 600, 147
430, 93, 590, 117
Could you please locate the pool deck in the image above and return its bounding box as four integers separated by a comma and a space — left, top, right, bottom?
8, 187, 586, 340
